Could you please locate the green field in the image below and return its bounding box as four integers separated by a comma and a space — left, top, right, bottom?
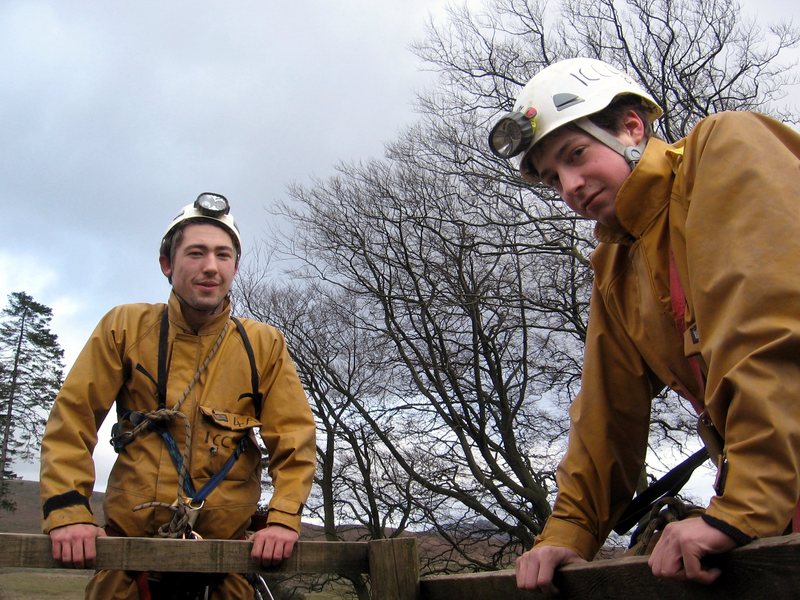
0, 569, 92, 600
0, 568, 349, 599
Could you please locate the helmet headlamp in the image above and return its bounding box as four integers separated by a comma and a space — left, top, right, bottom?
488, 110, 536, 159
160, 192, 242, 260
194, 192, 230, 218
489, 58, 663, 182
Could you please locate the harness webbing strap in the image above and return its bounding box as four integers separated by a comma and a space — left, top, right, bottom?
157, 309, 169, 409
156, 424, 249, 502
232, 316, 263, 414
136, 572, 153, 600
613, 447, 709, 534
193, 436, 249, 503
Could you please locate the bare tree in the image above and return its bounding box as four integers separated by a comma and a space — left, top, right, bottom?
239, 0, 799, 575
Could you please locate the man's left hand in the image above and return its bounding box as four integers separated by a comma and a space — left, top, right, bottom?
648, 518, 736, 584
250, 524, 299, 566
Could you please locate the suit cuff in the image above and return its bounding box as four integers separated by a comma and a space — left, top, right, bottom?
267, 498, 304, 534
42, 497, 96, 535
701, 514, 754, 546
534, 517, 599, 560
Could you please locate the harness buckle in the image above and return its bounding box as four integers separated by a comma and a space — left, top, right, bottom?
174, 496, 205, 529
110, 424, 134, 453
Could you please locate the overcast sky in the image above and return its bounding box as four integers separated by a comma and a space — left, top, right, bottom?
2, 0, 463, 483
3, 0, 798, 488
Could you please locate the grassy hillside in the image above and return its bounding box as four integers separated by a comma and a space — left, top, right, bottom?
0, 480, 105, 534
0, 480, 99, 599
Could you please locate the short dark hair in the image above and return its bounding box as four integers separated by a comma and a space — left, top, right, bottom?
587, 94, 656, 138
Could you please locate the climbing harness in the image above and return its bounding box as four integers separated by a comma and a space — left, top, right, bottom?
111, 311, 263, 535
108, 308, 265, 598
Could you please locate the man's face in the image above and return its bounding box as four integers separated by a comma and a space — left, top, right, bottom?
531, 128, 633, 230
159, 223, 238, 325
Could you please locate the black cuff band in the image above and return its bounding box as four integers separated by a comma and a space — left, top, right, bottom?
43, 490, 92, 519
701, 514, 754, 546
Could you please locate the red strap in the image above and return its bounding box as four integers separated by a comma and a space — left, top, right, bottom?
794, 499, 800, 533
668, 250, 706, 414
670, 250, 800, 530
136, 572, 152, 600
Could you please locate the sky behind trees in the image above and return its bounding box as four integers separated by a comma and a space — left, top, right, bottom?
2, 0, 797, 484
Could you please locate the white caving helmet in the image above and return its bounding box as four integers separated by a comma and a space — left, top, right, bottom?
160, 192, 242, 260
488, 57, 663, 182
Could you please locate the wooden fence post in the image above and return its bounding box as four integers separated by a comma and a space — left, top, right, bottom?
368, 537, 419, 600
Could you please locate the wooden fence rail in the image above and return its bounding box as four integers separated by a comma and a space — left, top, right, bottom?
2, 532, 799, 599
0, 533, 418, 600
420, 533, 800, 599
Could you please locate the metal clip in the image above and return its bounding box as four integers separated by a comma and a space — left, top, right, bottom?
109, 424, 134, 453
181, 497, 205, 529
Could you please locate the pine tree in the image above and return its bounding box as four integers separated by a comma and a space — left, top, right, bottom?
0, 291, 64, 511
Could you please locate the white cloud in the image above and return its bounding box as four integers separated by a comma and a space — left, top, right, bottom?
0, 0, 456, 487
0, 252, 59, 300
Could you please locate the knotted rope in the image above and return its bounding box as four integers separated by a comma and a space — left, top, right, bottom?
628, 496, 706, 556
132, 320, 230, 538
133, 497, 204, 539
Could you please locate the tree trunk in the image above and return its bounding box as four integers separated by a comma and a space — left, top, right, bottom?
0, 305, 27, 480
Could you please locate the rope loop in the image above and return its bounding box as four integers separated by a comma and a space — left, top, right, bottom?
133, 498, 203, 539
628, 496, 705, 556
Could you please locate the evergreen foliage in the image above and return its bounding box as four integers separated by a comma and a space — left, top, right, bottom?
0, 291, 64, 512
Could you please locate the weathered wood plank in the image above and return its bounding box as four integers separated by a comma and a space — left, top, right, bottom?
419, 533, 800, 599
0, 534, 369, 575
368, 538, 419, 600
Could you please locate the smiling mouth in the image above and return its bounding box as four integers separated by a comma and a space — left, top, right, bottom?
581, 193, 599, 214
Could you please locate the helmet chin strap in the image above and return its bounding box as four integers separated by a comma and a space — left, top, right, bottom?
574, 117, 648, 170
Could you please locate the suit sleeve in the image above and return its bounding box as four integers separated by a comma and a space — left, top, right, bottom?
256, 327, 316, 533
678, 112, 800, 538
39, 308, 126, 533
535, 279, 657, 559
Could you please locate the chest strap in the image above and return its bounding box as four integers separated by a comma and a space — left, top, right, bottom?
111, 309, 262, 503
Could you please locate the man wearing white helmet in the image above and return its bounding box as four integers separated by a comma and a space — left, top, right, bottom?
490, 58, 800, 592
40, 193, 316, 599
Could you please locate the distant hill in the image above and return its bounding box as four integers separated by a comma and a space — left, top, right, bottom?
0, 481, 323, 537
0, 480, 105, 534
3, 480, 619, 566
0, 481, 324, 539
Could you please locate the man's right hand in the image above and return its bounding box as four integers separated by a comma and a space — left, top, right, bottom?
49, 523, 106, 569
515, 545, 586, 596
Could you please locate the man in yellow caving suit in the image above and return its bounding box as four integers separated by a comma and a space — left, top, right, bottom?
40, 193, 316, 599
